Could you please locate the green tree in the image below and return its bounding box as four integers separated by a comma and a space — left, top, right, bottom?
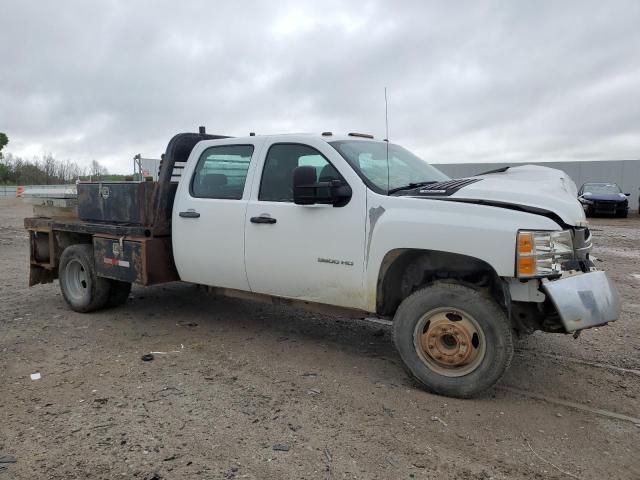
0, 132, 7, 160
0, 133, 8, 182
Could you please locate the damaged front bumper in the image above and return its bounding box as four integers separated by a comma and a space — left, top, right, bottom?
541, 271, 621, 333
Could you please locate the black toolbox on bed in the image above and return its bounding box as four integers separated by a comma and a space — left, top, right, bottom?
77, 181, 155, 225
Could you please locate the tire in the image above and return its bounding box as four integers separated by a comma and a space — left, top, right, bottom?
393, 281, 513, 398
107, 280, 132, 308
59, 244, 111, 313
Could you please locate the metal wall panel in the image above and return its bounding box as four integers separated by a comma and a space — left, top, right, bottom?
140, 158, 160, 180
0, 185, 17, 197
0, 185, 76, 198
433, 160, 640, 210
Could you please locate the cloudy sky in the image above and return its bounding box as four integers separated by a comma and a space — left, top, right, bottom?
1, 1, 639, 173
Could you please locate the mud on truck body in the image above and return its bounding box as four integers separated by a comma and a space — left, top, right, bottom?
25, 128, 621, 398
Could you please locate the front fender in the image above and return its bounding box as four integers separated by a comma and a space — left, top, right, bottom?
364, 192, 560, 312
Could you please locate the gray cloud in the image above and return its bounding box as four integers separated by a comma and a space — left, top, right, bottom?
1, 0, 639, 172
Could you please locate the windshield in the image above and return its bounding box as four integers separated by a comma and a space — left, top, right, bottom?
583, 183, 621, 195
330, 140, 449, 194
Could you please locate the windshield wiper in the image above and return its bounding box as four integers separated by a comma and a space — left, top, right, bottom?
388, 181, 437, 195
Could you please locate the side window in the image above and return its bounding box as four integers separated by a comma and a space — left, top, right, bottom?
259, 144, 342, 202
191, 145, 254, 199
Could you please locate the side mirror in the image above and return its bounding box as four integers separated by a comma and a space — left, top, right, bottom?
624, 193, 630, 196
292, 166, 352, 207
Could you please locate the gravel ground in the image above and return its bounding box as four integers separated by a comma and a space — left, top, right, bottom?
1, 198, 639, 479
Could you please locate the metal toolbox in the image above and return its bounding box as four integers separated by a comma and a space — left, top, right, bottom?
93, 235, 178, 285
77, 181, 155, 225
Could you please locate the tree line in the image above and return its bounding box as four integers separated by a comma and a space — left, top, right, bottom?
0, 132, 113, 185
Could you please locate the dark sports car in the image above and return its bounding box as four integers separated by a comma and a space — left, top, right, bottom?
578, 182, 629, 218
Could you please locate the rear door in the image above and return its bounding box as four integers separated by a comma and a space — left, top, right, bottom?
172, 138, 264, 289
244, 138, 368, 309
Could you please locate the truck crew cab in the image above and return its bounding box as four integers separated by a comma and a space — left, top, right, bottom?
25, 129, 621, 398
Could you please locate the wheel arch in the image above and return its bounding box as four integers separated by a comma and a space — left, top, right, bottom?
29, 230, 93, 286
53, 232, 93, 274
375, 248, 506, 317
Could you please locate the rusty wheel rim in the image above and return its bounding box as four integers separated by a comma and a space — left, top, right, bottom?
413, 307, 486, 377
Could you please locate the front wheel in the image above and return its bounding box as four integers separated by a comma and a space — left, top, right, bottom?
393, 282, 513, 398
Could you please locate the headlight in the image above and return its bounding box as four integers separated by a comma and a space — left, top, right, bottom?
516, 230, 574, 277
578, 197, 593, 205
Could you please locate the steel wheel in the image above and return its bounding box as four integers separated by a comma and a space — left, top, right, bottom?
58, 244, 111, 312
63, 258, 91, 303
394, 282, 513, 397
413, 307, 486, 377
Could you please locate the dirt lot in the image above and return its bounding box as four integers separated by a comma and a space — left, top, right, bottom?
1, 198, 639, 479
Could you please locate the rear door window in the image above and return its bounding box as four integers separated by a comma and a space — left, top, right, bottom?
190, 145, 254, 199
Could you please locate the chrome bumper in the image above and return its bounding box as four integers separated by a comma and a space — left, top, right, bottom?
542, 271, 621, 333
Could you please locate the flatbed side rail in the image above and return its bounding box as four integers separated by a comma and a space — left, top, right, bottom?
25, 217, 151, 237
24, 217, 179, 287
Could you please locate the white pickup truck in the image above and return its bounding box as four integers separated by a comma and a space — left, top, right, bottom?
25, 129, 621, 398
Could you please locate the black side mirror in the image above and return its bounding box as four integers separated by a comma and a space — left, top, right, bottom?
292, 166, 352, 207
624, 193, 630, 196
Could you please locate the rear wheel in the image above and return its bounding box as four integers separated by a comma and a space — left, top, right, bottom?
107, 280, 132, 307
59, 244, 111, 312
393, 282, 513, 398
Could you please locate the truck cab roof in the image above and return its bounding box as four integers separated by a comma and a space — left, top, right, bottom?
222, 132, 381, 143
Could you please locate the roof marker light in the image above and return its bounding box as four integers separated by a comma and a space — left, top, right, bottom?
348, 132, 374, 139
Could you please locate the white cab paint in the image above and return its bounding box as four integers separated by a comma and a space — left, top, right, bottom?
172, 137, 265, 290
244, 136, 368, 309
362, 190, 559, 311
172, 133, 586, 313
450, 165, 586, 226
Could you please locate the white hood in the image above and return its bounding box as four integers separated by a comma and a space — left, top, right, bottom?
450, 165, 586, 227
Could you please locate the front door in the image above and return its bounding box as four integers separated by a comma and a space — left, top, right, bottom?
172, 140, 261, 290
244, 141, 367, 309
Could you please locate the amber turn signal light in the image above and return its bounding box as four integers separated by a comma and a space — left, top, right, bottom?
517, 256, 535, 276
517, 232, 534, 255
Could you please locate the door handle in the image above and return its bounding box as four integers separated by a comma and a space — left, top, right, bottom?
179, 210, 200, 218
250, 215, 277, 224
